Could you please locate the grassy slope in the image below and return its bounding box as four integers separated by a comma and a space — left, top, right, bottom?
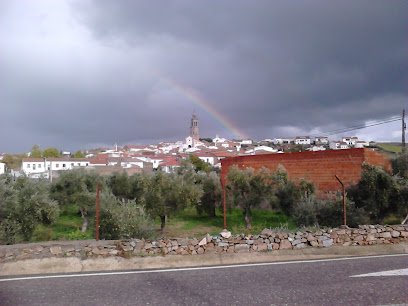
163, 207, 296, 238
31, 205, 93, 242
376, 143, 402, 154
31, 206, 295, 241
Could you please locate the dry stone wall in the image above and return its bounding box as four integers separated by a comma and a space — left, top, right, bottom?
1, 225, 407, 262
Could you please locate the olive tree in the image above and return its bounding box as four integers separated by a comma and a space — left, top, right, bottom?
0, 176, 59, 244
99, 192, 155, 240
145, 172, 202, 233
196, 172, 221, 217
348, 164, 398, 224
227, 166, 274, 229
50, 170, 102, 232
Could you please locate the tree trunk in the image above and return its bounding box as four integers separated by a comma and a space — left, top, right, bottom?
160, 215, 166, 234
210, 204, 216, 217
402, 212, 408, 225
79, 207, 88, 232
243, 206, 252, 230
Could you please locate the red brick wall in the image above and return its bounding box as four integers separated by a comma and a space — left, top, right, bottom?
220, 148, 391, 195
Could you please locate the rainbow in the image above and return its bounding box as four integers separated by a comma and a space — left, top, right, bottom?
154, 73, 248, 140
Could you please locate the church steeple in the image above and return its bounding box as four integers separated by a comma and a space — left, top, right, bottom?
190, 113, 199, 141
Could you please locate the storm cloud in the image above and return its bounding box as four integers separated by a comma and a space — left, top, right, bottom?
1, 0, 407, 152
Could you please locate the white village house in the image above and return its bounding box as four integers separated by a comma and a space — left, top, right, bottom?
329, 141, 350, 150
294, 136, 311, 145
22, 158, 90, 177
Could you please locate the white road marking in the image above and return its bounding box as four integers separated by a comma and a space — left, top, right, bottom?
351, 268, 408, 277
0, 253, 407, 283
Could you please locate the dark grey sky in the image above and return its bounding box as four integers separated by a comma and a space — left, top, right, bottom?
1, 0, 407, 152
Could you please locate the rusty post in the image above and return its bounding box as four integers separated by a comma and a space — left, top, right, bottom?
335, 175, 346, 226
95, 184, 101, 241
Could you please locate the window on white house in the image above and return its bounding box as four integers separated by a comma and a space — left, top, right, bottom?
27, 164, 30, 168
63, 164, 66, 168
38, 164, 41, 168
56, 164, 59, 168
33, 164, 36, 170
71, 163, 74, 166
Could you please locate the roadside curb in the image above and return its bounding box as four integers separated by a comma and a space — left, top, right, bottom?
1, 243, 407, 277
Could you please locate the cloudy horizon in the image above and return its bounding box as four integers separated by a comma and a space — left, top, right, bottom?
1, 0, 407, 153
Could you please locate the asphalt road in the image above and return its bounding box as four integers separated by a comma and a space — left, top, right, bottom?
1, 254, 407, 306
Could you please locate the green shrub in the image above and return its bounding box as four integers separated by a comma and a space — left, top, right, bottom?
65, 230, 91, 240
99, 194, 156, 240
31, 225, 53, 242
292, 196, 319, 227
0, 219, 21, 245
292, 196, 369, 228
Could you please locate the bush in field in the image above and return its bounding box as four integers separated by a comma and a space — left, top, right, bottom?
0, 176, 59, 244
291, 196, 319, 227
392, 152, 408, 179
272, 169, 314, 215
348, 164, 400, 224
292, 195, 369, 228
99, 192, 155, 240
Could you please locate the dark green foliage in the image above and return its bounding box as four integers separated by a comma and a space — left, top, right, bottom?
348, 164, 398, 224
0, 219, 20, 244
2, 154, 24, 170
196, 172, 221, 217
227, 166, 275, 229
189, 154, 211, 173
144, 171, 202, 232
272, 170, 299, 214
42, 147, 61, 158
50, 170, 103, 232
73, 150, 86, 158
50, 169, 102, 205
30, 144, 42, 158
107, 172, 131, 199
0, 176, 59, 244
392, 152, 408, 179
292, 196, 368, 228
269, 169, 314, 215
99, 193, 155, 240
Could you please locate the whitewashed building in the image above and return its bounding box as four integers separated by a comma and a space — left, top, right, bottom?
245, 146, 278, 154
355, 140, 370, 148
194, 153, 217, 166
273, 138, 293, 145
240, 139, 253, 145
329, 141, 350, 150
0, 162, 5, 175
342, 137, 359, 146
22, 158, 90, 176
314, 137, 329, 145
213, 135, 227, 144
294, 136, 311, 145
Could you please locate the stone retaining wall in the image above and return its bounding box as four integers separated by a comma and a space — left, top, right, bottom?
1, 225, 407, 262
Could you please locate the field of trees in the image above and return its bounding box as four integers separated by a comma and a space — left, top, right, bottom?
1, 154, 408, 245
